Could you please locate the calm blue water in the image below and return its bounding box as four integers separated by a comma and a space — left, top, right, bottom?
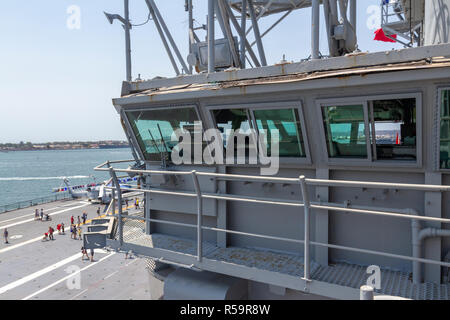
0, 148, 132, 207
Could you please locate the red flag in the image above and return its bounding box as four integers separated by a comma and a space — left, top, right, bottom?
395, 132, 400, 145
374, 28, 397, 43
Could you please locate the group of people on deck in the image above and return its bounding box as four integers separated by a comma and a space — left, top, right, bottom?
34, 208, 51, 221
42, 211, 88, 241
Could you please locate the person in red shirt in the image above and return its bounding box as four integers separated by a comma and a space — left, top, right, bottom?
48, 227, 54, 240
56, 224, 62, 234
70, 216, 74, 225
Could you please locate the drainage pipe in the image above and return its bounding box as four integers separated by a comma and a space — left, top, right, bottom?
412, 219, 450, 284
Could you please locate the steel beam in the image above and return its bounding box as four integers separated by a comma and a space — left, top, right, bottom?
240, 0, 247, 68
120, 43, 450, 94
208, 0, 216, 73
247, 0, 267, 66
311, 0, 320, 59
145, 0, 191, 74
223, 1, 261, 67
148, 6, 180, 76
217, 0, 241, 68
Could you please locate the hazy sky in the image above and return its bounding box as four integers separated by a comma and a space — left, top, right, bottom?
0, 0, 401, 143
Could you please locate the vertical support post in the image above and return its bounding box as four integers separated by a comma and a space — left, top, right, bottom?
311, 0, 320, 60
191, 170, 203, 262
350, 0, 356, 30
240, 0, 248, 68
145, 174, 151, 235
208, 0, 216, 73
247, 0, 267, 66
124, 0, 132, 82
299, 175, 311, 281
360, 285, 374, 300
109, 166, 124, 246
188, 0, 194, 74
411, 218, 421, 284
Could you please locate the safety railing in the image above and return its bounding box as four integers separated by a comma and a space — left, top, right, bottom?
0, 192, 72, 214
95, 160, 450, 284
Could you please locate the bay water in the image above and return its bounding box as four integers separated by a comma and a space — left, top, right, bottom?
0, 148, 132, 207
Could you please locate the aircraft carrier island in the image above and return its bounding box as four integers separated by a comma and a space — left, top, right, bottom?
3, 0, 450, 301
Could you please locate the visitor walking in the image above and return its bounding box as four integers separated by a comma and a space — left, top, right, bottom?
61, 223, 65, 234
40, 209, 44, 221
82, 212, 87, 224
96, 207, 101, 216
48, 227, 54, 240
77, 216, 81, 225
56, 224, 62, 234
70, 215, 74, 225
77, 225, 82, 240
4, 228, 9, 244
90, 248, 94, 262
71, 225, 76, 239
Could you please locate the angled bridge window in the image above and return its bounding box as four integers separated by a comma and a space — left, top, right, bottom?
126, 107, 199, 161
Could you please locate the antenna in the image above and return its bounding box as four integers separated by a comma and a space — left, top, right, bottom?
104, 0, 132, 81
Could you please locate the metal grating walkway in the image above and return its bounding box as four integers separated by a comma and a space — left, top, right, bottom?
312, 263, 450, 300
118, 218, 450, 300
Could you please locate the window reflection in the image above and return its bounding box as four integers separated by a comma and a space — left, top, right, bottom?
322, 105, 368, 158
441, 90, 450, 169
126, 108, 199, 161
253, 109, 306, 157
371, 98, 416, 160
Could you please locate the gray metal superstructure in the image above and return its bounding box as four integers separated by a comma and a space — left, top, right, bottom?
97, 0, 450, 300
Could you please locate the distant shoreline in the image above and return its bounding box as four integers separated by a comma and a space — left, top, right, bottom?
0, 141, 129, 152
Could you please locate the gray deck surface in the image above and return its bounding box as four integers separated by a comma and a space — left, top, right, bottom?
0, 199, 150, 300
121, 219, 450, 300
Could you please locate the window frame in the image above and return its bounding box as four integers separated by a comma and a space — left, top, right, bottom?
123, 104, 204, 163
206, 101, 312, 166
437, 86, 450, 172
316, 92, 422, 167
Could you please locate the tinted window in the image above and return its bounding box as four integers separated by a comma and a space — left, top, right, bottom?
254, 108, 306, 157
371, 98, 416, 160
441, 90, 450, 169
322, 105, 368, 158
126, 108, 199, 161
213, 109, 255, 157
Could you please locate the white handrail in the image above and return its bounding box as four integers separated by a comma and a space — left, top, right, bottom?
99, 160, 450, 282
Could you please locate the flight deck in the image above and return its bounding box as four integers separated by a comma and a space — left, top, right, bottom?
0, 199, 151, 300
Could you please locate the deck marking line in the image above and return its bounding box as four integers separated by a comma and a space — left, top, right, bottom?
0, 203, 82, 225
0, 252, 82, 295
0, 248, 110, 296
70, 288, 88, 300
0, 203, 89, 231
22, 252, 116, 300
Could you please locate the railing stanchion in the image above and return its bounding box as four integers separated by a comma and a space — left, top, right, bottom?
299, 175, 311, 281
191, 170, 203, 262
109, 163, 123, 246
